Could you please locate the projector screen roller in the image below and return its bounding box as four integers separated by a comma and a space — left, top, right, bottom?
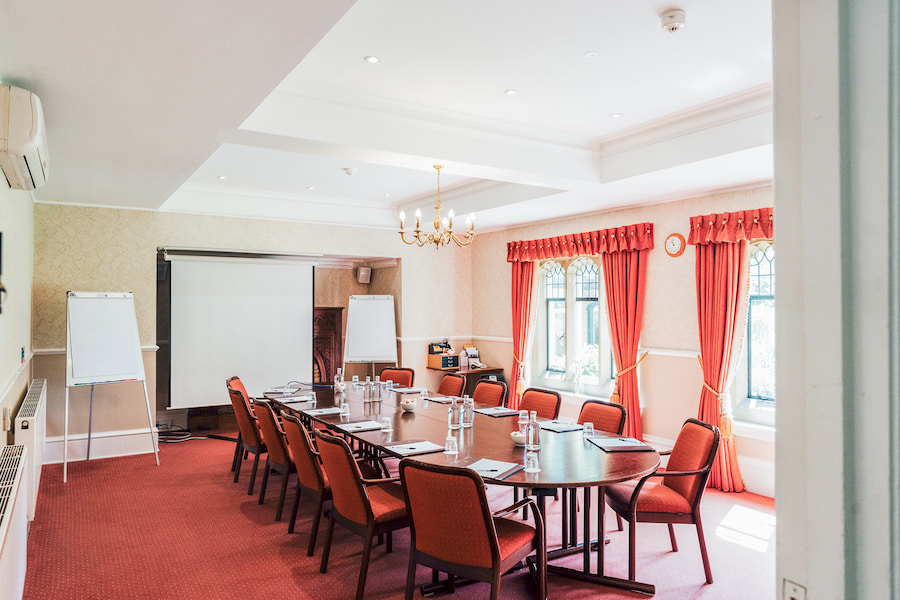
169, 259, 313, 408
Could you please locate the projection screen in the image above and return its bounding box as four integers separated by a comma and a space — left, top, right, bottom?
169, 258, 313, 408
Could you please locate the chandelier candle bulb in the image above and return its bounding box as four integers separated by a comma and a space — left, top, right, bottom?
415, 208, 421, 229
448, 209, 454, 230
399, 211, 405, 227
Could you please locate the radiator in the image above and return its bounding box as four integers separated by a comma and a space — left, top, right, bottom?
13, 379, 45, 522
0, 445, 28, 600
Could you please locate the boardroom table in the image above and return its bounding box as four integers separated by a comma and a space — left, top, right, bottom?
266, 383, 660, 595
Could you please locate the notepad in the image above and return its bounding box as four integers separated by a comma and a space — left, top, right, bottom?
467, 458, 523, 480
336, 420, 383, 433
588, 436, 654, 452
304, 407, 343, 416
382, 440, 445, 456
474, 406, 519, 417
391, 387, 424, 394
540, 420, 583, 433
422, 396, 452, 404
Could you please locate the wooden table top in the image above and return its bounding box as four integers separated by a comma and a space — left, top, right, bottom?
268, 384, 659, 490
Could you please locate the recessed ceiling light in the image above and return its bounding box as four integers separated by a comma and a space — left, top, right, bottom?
584, 51, 599, 58
363, 55, 380, 64
610, 113, 623, 119
383, 193, 391, 198
217, 175, 227, 180
306, 186, 315, 191
504, 89, 518, 96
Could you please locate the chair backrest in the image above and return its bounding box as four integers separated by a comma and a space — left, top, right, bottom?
315, 431, 371, 526
380, 367, 414, 387
227, 387, 263, 447
577, 399, 626, 434
520, 388, 561, 419
663, 418, 720, 505
437, 373, 465, 397
472, 380, 508, 408
281, 413, 325, 493
254, 401, 291, 468
400, 459, 498, 569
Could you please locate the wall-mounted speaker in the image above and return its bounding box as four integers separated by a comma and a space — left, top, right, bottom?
357, 267, 371, 284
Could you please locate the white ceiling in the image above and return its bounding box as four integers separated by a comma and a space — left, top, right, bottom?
2, 0, 773, 232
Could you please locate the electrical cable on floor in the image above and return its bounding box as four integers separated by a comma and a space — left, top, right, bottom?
156, 423, 229, 443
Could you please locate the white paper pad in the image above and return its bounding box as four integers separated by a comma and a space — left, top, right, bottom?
588, 436, 654, 452
384, 441, 445, 456
468, 458, 522, 479
474, 406, 519, 417
337, 420, 383, 432
540, 420, 583, 433
391, 387, 423, 394
305, 407, 343, 416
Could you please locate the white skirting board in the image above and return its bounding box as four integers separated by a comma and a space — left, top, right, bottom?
44, 428, 159, 465
643, 434, 774, 499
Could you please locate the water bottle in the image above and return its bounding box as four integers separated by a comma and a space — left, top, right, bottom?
334, 368, 344, 391
448, 397, 461, 430
462, 396, 474, 428
363, 380, 374, 403
525, 410, 540, 451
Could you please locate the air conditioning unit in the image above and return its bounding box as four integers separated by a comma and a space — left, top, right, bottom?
0, 84, 49, 190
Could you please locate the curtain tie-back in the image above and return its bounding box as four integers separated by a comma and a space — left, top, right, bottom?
513, 353, 525, 365
697, 354, 724, 400
614, 352, 648, 380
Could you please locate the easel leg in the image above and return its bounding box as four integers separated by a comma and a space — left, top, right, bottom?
142, 381, 160, 465
86, 385, 94, 461
64, 387, 69, 483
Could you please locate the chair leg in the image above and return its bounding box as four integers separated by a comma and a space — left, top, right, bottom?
628, 518, 637, 582
233, 445, 243, 483
307, 493, 324, 557
489, 572, 501, 600
259, 458, 271, 505
319, 511, 335, 574
404, 551, 417, 600
668, 523, 678, 552
616, 513, 623, 531
356, 532, 375, 600
247, 452, 261, 496
275, 469, 290, 521
288, 482, 302, 534
695, 514, 713, 584
231, 432, 242, 472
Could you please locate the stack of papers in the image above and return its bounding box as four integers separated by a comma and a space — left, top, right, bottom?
474, 406, 519, 417
467, 458, 523, 480
335, 420, 383, 433
588, 437, 654, 452
540, 420, 583, 433
382, 440, 445, 456
305, 407, 343, 416
392, 387, 423, 394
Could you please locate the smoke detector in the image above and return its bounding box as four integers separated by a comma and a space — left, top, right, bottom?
660, 8, 686, 33
342, 167, 356, 176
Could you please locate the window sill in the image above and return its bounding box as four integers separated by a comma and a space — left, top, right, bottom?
733, 420, 775, 443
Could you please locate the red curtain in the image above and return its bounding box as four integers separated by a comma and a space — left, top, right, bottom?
690, 207, 771, 492
507, 223, 653, 425
508, 260, 535, 409
602, 248, 649, 439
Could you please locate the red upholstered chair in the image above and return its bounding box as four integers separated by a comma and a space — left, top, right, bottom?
253, 401, 297, 521
227, 387, 267, 495
577, 399, 626, 435
315, 430, 409, 600
519, 387, 561, 419
437, 373, 465, 397
281, 413, 331, 555
225, 376, 255, 472
472, 380, 508, 408
380, 367, 415, 388
605, 418, 720, 584
399, 459, 546, 600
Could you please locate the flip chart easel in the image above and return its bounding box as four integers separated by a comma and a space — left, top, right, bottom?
64, 291, 159, 482
343, 295, 398, 377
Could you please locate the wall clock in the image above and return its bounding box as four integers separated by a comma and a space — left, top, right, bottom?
665, 233, 686, 257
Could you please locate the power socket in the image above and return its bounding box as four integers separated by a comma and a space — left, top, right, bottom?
783, 579, 807, 600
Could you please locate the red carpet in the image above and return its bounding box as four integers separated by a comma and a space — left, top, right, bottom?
23, 433, 774, 599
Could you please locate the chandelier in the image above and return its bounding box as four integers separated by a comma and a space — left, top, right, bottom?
399, 165, 475, 248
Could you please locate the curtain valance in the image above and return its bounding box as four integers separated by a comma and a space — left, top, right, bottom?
688, 207, 773, 245
507, 223, 654, 262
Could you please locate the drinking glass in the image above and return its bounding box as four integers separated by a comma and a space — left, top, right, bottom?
583, 422, 594, 440
352, 375, 359, 388
339, 401, 350, 416
524, 450, 540, 473
443, 436, 458, 455
518, 410, 529, 434
380, 417, 392, 431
